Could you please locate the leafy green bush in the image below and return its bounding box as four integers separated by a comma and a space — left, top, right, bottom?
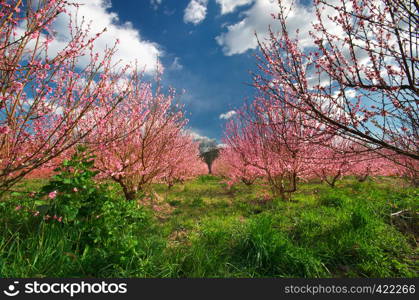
78, 198, 157, 276
0, 146, 160, 277
38, 146, 109, 224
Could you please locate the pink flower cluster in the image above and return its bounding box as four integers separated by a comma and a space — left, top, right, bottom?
48, 191, 57, 199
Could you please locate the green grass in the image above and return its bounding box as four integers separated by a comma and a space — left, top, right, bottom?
0, 175, 417, 277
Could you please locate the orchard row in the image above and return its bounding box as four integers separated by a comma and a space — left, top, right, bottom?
0, 0, 417, 201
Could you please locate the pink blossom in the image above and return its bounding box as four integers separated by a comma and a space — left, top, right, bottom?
30, 31, 39, 39
250, 0, 416, 162
86, 76, 192, 200
0, 0, 134, 193
48, 191, 57, 199
0, 126, 10, 134
12, 81, 23, 90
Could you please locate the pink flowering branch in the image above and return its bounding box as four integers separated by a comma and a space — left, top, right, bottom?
254, 0, 418, 163
86, 73, 190, 200
0, 0, 133, 193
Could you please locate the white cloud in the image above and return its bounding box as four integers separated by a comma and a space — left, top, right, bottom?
215, 0, 342, 56
215, 0, 254, 14
46, 0, 162, 74
215, 0, 280, 55
184, 129, 217, 145
170, 57, 183, 71
344, 89, 357, 99
219, 110, 237, 119
184, 129, 223, 153
187, 130, 211, 142
184, 0, 208, 25
150, 0, 162, 10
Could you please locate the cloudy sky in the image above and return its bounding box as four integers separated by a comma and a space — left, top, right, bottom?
54, 0, 314, 142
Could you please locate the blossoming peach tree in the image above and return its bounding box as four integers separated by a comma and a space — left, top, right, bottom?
223, 97, 326, 200
0, 0, 132, 195
86, 73, 194, 200
254, 0, 418, 168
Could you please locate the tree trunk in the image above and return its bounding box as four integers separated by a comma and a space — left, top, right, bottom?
112, 177, 139, 201
357, 174, 369, 182
122, 186, 137, 201
323, 170, 340, 188
242, 178, 254, 186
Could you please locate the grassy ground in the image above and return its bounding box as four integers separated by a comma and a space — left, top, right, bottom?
1, 175, 417, 277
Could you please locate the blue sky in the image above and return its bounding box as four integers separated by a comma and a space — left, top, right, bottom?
109, 0, 262, 142
53, 0, 315, 142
